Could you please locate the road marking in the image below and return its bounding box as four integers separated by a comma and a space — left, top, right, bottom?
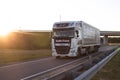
0, 57, 52, 69
20, 58, 85, 80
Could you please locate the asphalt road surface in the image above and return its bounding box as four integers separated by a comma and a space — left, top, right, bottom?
0, 45, 118, 80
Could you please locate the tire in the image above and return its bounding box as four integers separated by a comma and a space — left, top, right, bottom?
94, 45, 100, 52
77, 48, 81, 58
94, 46, 99, 52
85, 48, 89, 55
95, 47, 99, 52
56, 56, 60, 59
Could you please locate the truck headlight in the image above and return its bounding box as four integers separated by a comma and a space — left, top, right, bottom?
70, 49, 75, 53
52, 49, 56, 53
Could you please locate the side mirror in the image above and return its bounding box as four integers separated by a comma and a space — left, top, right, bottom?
76, 31, 79, 37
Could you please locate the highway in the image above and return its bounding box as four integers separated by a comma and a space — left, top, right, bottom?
0, 46, 118, 80
0, 57, 76, 80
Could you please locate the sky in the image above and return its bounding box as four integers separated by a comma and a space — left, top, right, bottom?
0, 0, 120, 31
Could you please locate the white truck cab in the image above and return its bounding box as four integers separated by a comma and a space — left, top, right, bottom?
52, 21, 100, 58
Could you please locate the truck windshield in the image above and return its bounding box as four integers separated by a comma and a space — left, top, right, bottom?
53, 29, 74, 37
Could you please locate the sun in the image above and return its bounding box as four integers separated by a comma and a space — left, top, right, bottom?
0, 29, 13, 36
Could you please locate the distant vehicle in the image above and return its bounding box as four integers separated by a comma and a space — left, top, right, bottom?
51, 21, 100, 58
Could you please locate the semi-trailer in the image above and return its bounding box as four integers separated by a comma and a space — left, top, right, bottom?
52, 21, 100, 58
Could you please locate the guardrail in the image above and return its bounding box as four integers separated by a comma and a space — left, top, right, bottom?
75, 48, 120, 80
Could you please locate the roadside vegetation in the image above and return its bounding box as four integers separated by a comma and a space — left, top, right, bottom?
101, 37, 120, 44
108, 37, 120, 43
0, 32, 52, 66
0, 31, 51, 49
92, 50, 120, 80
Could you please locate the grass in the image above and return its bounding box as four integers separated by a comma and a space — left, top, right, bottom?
92, 50, 120, 80
0, 32, 52, 66
0, 49, 51, 66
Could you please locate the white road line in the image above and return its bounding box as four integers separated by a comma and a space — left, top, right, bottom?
0, 57, 52, 69
20, 57, 87, 80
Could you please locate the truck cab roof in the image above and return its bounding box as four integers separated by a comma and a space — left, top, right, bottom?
53, 21, 82, 28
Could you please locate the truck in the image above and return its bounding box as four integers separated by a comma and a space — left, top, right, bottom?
51, 21, 100, 58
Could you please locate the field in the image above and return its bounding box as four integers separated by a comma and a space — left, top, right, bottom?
0, 31, 52, 66
92, 50, 120, 80
0, 49, 51, 66
0, 31, 51, 49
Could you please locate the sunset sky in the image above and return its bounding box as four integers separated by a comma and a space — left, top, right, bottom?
0, 0, 120, 31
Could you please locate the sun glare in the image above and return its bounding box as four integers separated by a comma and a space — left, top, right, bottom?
0, 29, 13, 36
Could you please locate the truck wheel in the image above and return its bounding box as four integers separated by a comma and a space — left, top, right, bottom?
56, 56, 60, 59
77, 48, 81, 58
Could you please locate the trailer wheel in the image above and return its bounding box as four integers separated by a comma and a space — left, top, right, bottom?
85, 48, 89, 55
94, 46, 99, 52
95, 47, 99, 52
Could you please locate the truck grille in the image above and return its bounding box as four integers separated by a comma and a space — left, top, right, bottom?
55, 46, 70, 54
